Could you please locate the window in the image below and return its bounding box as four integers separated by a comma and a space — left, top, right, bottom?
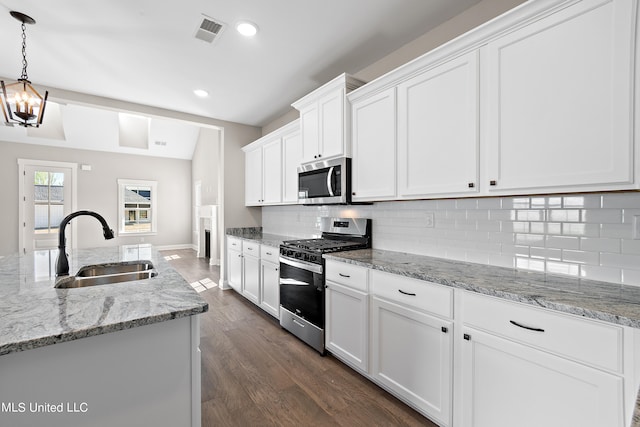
117, 179, 157, 235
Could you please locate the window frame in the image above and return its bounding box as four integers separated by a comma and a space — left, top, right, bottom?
117, 179, 158, 236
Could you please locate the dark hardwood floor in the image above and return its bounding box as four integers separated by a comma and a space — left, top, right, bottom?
161, 249, 435, 427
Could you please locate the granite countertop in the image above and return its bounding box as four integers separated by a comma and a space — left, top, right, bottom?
226, 227, 297, 248
324, 249, 640, 329
0, 245, 208, 356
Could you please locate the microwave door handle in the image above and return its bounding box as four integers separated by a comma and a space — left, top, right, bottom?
327, 166, 335, 197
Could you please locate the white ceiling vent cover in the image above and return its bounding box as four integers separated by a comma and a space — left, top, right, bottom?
195, 15, 225, 43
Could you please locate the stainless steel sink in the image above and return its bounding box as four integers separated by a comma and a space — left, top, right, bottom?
55, 261, 157, 289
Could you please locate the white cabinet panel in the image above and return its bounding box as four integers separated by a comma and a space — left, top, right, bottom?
244, 147, 263, 206
484, 0, 636, 194
262, 138, 282, 204
372, 296, 453, 426
260, 260, 280, 318
242, 252, 260, 304
282, 128, 302, 203
227, 249, 242, 293
299, 106, 320, 163
460, 327, 624, 427
325, 281, 369, 373
319, 89, 345, 160
351, 87, 397, 201
397, 51, 479, 198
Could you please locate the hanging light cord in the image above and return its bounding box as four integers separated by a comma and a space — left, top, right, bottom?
19, 22, 29, 81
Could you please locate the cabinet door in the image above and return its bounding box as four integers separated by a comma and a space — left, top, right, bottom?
397, 51, 479, 198
484, 0, 635, 194
262, 138, 282, 204
242, 254, 260, 304
260, 260, 280, 318
244, 147, 263, 206
228, 248, 243, 293
325, 281, 369, 373
319, 89, 345, 159
371, 296, 452, 426
351, 87, 397, 201
282, 129, 302, 204
299, 105, 319, 163
460, 328, 624, 427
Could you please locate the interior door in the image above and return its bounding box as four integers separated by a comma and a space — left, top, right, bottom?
23, 165, 73, 253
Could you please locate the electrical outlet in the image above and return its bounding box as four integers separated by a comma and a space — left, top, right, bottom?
634, 215, 640, 240
425, 212, 435, 228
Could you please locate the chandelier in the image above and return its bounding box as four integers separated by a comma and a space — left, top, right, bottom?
1, 11, 48, 128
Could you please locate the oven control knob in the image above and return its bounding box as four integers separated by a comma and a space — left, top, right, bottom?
309, 255, 318, 263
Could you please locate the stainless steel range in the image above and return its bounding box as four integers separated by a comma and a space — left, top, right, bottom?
279, 217, 372, 354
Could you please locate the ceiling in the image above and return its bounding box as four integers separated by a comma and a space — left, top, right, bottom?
0, 0, 482, 157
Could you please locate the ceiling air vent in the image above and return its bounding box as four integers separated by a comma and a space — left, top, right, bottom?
195, 15, 225, 43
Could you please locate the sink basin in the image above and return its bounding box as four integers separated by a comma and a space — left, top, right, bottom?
55, 261, 157, 289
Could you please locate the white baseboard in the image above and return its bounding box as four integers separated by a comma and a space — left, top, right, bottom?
155, 243, 195, 251
220, 280, 232, 291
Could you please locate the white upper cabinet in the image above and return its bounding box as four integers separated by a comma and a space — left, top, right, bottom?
483, 0, 637, 194
397, 51, 479, 198
244, 146, 263, 206
261, 138, 282, 204
242, 119, 300, 206
282, 126, 302, 204
292, 73, 365, 164
350, 87, 397, 201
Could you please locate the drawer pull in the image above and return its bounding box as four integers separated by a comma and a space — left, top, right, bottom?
510, 320, 545, 333
247, 247, 253, 250
464, 333, 471, 341
338, 273, 351, 278
266, 252, 272, 255
398, 289, 416, 296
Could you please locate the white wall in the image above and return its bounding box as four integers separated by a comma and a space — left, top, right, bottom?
263, 192, 640, 287
0, 140, 191, 256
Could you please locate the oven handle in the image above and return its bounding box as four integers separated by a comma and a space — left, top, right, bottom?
280, 256, 323, 275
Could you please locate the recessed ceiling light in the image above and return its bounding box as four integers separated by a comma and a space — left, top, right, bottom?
236, 21, 258, 37
193, 89, 209, 98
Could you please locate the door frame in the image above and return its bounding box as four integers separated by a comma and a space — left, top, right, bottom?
18, 159, 78, 254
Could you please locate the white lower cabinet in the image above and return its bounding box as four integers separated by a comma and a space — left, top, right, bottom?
227, 237, 243, 293
460, 327, 624, 427
227, 237, 281, 318
325, 261, 369, 373
259, 245, 280, 318
371, 296, 453, 427
459, 291, 625, 427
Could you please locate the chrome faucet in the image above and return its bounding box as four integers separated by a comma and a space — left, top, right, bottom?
56, 210, 115, 277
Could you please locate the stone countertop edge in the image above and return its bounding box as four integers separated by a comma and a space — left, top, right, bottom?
226, 228, 298, 247
0, 246, 208, 357
323, 248, 640, 329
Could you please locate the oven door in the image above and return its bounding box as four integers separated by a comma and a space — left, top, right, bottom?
279, 256, 325, 328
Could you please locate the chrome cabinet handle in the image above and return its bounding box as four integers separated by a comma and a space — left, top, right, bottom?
398, 289, 416, 296
509, 320, 544, 333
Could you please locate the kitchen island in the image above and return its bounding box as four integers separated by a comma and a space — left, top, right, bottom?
0, 245, 208, 427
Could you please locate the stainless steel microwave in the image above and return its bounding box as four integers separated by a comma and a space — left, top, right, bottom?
297, 157, 351, 205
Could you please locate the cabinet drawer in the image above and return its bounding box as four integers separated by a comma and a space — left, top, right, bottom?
260, 245, 279, 264
325, 260, 368, 292
227, 236, 242, 250
463, 292, 623, 373
371, 270, 453, 319
242, 241, 260, 256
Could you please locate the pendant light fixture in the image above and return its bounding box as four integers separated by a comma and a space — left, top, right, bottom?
1, 11, 48, 128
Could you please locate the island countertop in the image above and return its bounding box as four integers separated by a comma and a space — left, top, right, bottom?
0, 244, 208, 356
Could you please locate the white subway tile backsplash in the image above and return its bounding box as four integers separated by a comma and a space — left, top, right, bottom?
580, 237, 620, 253
600, 252, 640, 270
262, 192, 640, 286
581, 209, 622, 224
602, 193, 640, 208
545, 235, 580, 250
